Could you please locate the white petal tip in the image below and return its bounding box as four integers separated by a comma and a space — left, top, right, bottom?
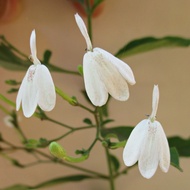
30, 30, 36, 42
74, 13, 93, 50
153, 85, 159, 92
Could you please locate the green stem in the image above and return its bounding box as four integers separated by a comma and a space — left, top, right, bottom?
94, 106, 115, 190
33, 149, 108, 179
105, 148, 115, 190
45, 116, 74, 130
76, 102, 95, 114
86, 0, 93, 42
87, 138, 98, 152
0, 35, 28, 59
0, 104, 10, 114
11, 111, 28, 143
49, 130, 74, 142
49, 125, 95, 145
48, 64, 80, 75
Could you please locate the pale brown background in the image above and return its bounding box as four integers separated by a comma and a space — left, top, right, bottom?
1, 0, 190, 189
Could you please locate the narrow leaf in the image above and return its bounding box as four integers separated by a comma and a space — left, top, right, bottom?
110, 154, 120, 173
33, 175, 92, 189
115, 36, 190, 58
3, 184, 29, 190
3, 175, 92, 190
43, 50, 52, 64
83, 118, 92, 125
170, 147, 183, 172
101, 119, 114, 126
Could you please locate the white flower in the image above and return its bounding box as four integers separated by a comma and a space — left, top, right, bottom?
75, 13, 136, 106
16, 30, 56, 118
123, 85, 170, 179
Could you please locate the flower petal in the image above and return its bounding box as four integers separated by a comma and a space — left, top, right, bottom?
150, 85, 159, 119
92, 48, 130, 101
21, 65, 39, 117
30, 30, 41, 65
16, 73, 27, 111
95, 48, 136, 85
83, 52, 108, 106
123, 119, 148, 166
138, 121, 160, 179
156, 121, 170, 173
35, 65, 56, 111
75, 13, 93, 51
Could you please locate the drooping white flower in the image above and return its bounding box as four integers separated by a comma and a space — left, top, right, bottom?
75, 13, 136, 106
123, 85, 170, 179
16, 30, 56, 118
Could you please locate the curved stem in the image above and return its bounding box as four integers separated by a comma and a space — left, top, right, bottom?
33, 149, 108, 179
76, 102, 95, 114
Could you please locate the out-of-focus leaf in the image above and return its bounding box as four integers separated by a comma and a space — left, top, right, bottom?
170, 147, 183, 172
3, 184, 29, 190
83, 118, 93, 125
101, 119, 114, 126
25, 139, 39, 149
33, 175, 92, 189
43, 50, 52, 64
3, 175, 92, 190
92, 0, 104, 11
5, 80, 21, 86
0, 37, 79, 74
168, 136, 190, 157
110, 154, 120, 173
0, 43, 30, 70
115, 36, 190, 58
101, 126, 134, 141
77, 64, 83, 75
7, 88, 19, 94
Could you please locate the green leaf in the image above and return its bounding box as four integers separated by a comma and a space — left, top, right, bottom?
170, 147, 183, 172
3, 184, 29, 190
7, 88, 19, 94
3, 175, 92, 190
77, 64, 83, 75
101, 119, 114, 126
25, 139, 39, 149
93, 0, 104, 12
115, 36, 190, 58
33, 175, 92, 189
43, 50, 52, 64
38, 138, 49, 147
5, 80, 21, 86
168, 136, 190, 157
101, 126, 134, 141
99, 102, 109, 117
0, 42, 30, 70
110, 154, 120, 173
83, 118, 92, 125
